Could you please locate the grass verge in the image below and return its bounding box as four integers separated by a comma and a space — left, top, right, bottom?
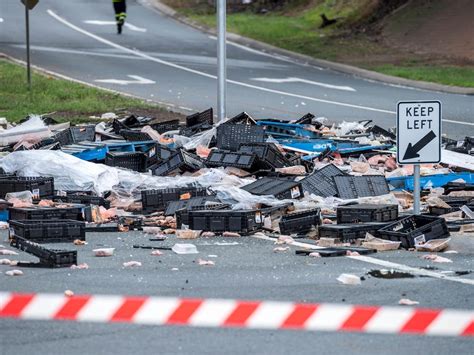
167, 1, 474, 88
0, 59, 171, 123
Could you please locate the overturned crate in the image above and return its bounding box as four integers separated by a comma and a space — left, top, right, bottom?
239, 142, 290, 169
0, 176, 54, 199
318, 222, 389, 243
152, 150, 204, 176
377, 215, 449, 249
300, 164, 344, 197
216, 124, 265, 151
105, 151, 148, 172
334, 175, 390, 199
242, 177, 303, 200
337, 204, 399, 223
206, 150, 258, 171
279, 208, 321, 235
8, 204, 87, 221
9, 219, 86, 243
185, 209, 263, 235
141, 186, 210, 212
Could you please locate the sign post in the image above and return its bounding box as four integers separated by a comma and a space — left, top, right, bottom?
21, 0, 39, 91
397, 100, 442, 214
217, 0, 226, 122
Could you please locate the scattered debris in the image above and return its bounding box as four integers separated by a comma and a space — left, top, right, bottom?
151, 250, 163, 256
222, 232, 241, 238
93, 248, 115, 257
398, 298, 419, 306
337, 273, 361, 285
5, 269, 23, 276
73, 239, 88, 246
197, 259, 215, 266
0, 258, 13, 265
368, 269, 415, 279
70, 263, 89, 269
0, 249, 18, 256
273, 246, 290, 253
64, 290, 74, 297
422, 254, 453, 263
123, 261, 142, 267
172, 243, 198, 255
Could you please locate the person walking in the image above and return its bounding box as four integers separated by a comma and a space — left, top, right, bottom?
112, 0, 127, 34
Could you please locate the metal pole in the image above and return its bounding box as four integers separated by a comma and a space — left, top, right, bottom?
25, 4, 31, 90
413, 164, 421, 214
217, 0, 226, 121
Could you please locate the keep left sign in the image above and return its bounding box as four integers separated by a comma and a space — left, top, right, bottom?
397, 100, 441, 164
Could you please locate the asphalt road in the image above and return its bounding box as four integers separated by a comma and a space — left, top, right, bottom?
1, 230, 474, 354
0, 0, 473, 139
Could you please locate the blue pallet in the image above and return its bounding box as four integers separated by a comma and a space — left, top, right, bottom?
387, 172, 474, 191
0, 210, 8, 222
278, 139, 335, 153
62, 140, 156, 161
256, 121, 321, 139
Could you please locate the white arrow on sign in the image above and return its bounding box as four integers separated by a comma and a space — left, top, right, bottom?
251, 77, 356, 92
95, 75, 155, 85
84, 20, 147, 32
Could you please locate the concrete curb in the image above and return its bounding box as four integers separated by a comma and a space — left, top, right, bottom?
145, 0, 474, 96
0, 53, 189, 117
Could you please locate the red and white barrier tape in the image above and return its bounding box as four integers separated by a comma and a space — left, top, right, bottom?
1, 293, 473, 337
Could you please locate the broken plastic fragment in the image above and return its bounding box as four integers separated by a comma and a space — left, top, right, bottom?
93, 248, 115, 257
398, 298, 419, 306
273, 246, 290, 253
123, 261, 142, 267
337, 273, 361, 285
70, 263, 89, 269
5, 269, 23, 276
64, 290, 74, 297
309, 252, 321, 258
197, 259, 215, 266
151, 250, 163, 256
172, 243, 198, 254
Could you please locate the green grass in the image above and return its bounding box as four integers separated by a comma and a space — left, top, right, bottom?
0, 59, 159, 122
371, 64, 474, 88
177, 3, 474, 88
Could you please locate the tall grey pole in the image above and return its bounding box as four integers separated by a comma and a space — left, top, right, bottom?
25, 4, 31, 90
413, 164, 421, 214
217, 0, 226, 121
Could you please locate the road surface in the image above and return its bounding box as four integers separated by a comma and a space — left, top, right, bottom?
0, 0, 473, 139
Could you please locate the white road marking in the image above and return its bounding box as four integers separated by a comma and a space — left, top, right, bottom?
48, 10, 473, 126
47, 9, 393, 115
95, 75, 155, 85
84, 20, 147, 32
250, 234, 474, 286
252, 77, 356, 92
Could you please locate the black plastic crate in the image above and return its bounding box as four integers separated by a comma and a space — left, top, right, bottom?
164, 196, 221, 216
429, 202, 474, 216
150, 119, 181, 133
141, 186, 209, 211
334, 175, 390, 199
176, 203, 230, 227
300, 164, 344, 197
318, 222, 389, 242
279, 208, 321, 235
439, 195, 474, 208
223, 112, 257, 125
206, 150, 258, 170
377, 215, 449, 249
0, 176, 54, 199
70, 126, 96, 142
239, 143, 290, 169
216, 124, 265, 151
105, 151, 148, 172
186, 209, 262, 234
443, 182, 474, 194
9, 219, 86, 243
241, 177, 303, 200
152, 150, 204, 176
186, 108, 213, 127
53, 195, 110, 208
119, 129, 153, 142
294, 113, 315, 125
179, 122, 213, 137
9, 204, 87, 221
337, 204, 398, 223
10, 235, 77, 268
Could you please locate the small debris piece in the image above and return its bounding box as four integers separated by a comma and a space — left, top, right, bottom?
309, 252, 321, 258
223, 232, 241, 238
197, 259, 215, 266
0, 258, 12, 265
171, 268, 179, 271
322, 218, 334, 224
337, 273, 361, 285
151, 250, 163, 256
415, 238, 450, 252
422, 254, 453, 263
273, 246, 290, 253
277, 235, 294, 244
93, 248, 115, 257
275, 166, 306, 175
0, 249, 18, 256
201, 231, 216, 238
346, 251, 360, 256
172, 243, 198, 254
399, 298, 419, 306
70, 263, 89, 269
318, 238, 340, 247
123, 261, 142, 267
163, 228, 176, 235
444, 250, 458, 254
176, 229, 201, 239
73, 239, 87, 246
64, 290, 74, 297
5, 269, 23, 276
